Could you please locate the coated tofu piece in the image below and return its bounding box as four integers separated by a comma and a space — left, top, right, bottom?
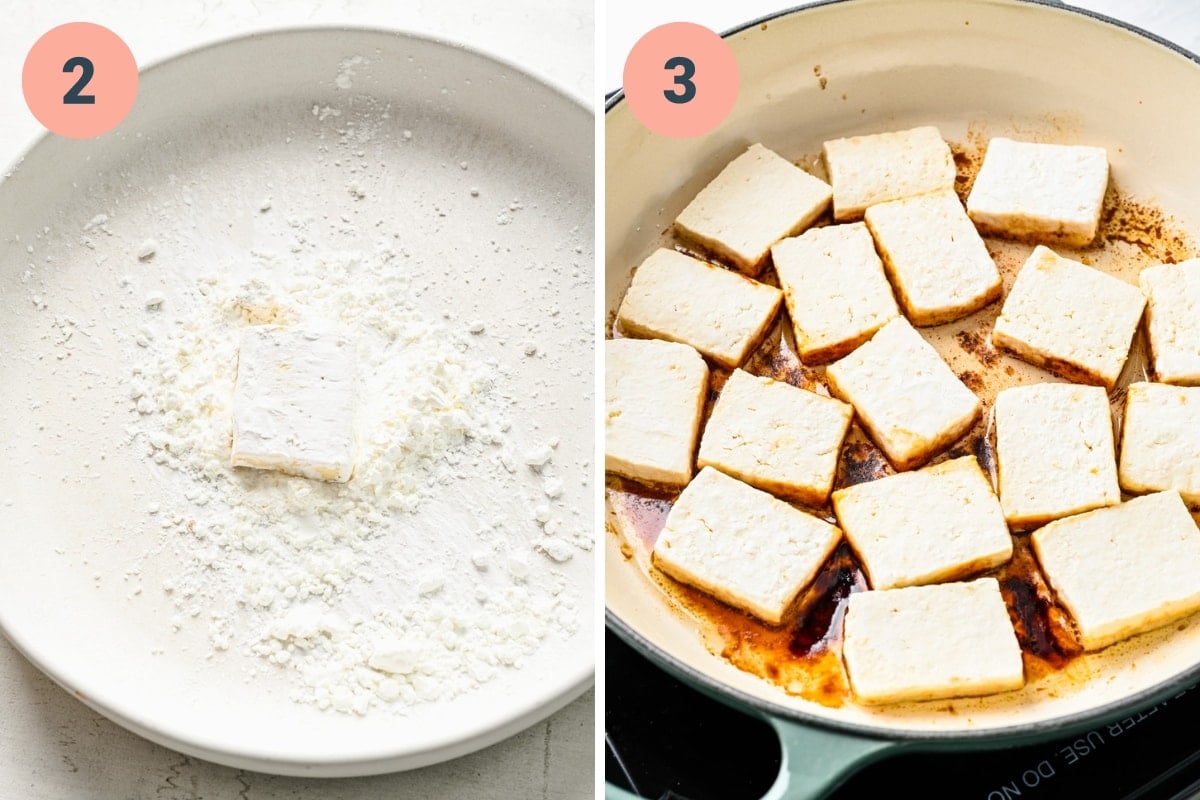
822, 126, 956, 222
770, 223, 900, 364
966, 137, 1109, 247
1140, 259, 1200, 385
1032, 490, 1200, 651
653, 467, 842, 625
1119, 382, 1200, 505
842, 578, 1024, 704
698, 369, 853, 506
674, 143, 833, 276
992, 246, 1145, 390
231, 327, 356, 483
864, 189, 1002, 326
605, 338, 709, 487
994, 382, 1120, 529
616, 248, 782, 369
832, 456, 1012, 590
825, 317, 981, 471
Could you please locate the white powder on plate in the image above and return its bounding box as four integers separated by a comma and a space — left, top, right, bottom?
127, 243, 580, 715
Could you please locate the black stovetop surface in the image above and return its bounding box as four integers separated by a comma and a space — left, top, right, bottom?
606, 629, 1200, 800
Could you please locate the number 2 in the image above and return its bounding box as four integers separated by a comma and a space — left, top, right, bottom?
62, 56, 96, 105
663, 56, 696, 104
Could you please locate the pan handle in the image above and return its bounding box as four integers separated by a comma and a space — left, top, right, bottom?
760, 716, 905, 800
602, 719, 905, 800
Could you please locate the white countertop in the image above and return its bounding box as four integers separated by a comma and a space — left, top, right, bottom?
0, 1, 594, 799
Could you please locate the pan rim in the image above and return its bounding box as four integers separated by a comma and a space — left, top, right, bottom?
606, 606, 1200, 743
604, 0, 1200, 110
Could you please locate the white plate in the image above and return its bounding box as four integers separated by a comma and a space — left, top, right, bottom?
0, 27, 593, 777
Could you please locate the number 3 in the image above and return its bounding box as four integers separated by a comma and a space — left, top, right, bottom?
663, 56, 696, 104
63, 56, 96, 105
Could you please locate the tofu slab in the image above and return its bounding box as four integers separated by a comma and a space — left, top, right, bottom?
822, 126, 955, 222
1119, 382, 1200, 505
992, 246, 1145, 390
1140, 259, 1200, 385
675, 143, 832, 276
864, 189, 1002, 326
842, 578, 1024, 704
825, 317, 981, 470
616, 248, 782, 369
231, 326, 356, 483
605, 338, 709, 487
994, 382, 1119, 529
653, 467, 841, 625
966, 137, 1109, 247
771, 223, 900, 364
1032, 491, 1200, 651
832, 456, 1012, 590
698, 369, 853, 506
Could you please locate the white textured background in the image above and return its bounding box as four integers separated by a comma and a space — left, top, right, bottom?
0, 1, 594, 799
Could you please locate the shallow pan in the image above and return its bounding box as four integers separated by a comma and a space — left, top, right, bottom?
606, 1, 1200, 796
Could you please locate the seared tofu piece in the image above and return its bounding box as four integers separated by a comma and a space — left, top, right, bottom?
832, 456, 1012, 590
231, 327, 357, 483
1140, 259, 1200, 385
616, 248, 782, 369
994, 382, 1120, 529
966, 137, 1109, 247
698, 369, 853, 506
674, 143, 832, 275
992, 246, 1145, 390
1119, 382, 1200, 505
605, 338, 709, 487
842, 577, 1025, 704
825, 317, 981, 471
771, 223, 900, 364
1032, 490, 1200, 651
653, 467, 842, 625
864, 189, 1002, 326
822, 126, 956, 221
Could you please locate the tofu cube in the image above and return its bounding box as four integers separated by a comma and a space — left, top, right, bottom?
675, 143, 832, 276
653, 467, 842, 625
822, 126, 956, 221
1032, 490, 1200, 651
966, 137, 1109, 247
864, 189, 1002, 326
842, 577, 1024, 704
994, 382, 1119, 529
825, 317, 981, 471
698, 369, 853, 506
1140, 259, 1200, 385
1119, 382, 1200, 505
605, 338, 709, 487
992, 246, 1145, 390
616, 248, 782, 369
832, 456, 1012, 590
231, 327, 356, 482
770, 223, 900, 364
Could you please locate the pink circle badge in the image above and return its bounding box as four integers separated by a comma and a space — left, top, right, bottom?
23, 22, 138, 139
622, 22, 739, 139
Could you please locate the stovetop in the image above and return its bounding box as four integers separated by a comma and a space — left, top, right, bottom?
606, 628, 1200, 800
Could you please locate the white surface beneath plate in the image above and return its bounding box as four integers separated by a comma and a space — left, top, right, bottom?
0, 27, 593, 777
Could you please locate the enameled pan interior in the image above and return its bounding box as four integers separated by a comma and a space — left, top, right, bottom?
606, 0, 1200, 739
